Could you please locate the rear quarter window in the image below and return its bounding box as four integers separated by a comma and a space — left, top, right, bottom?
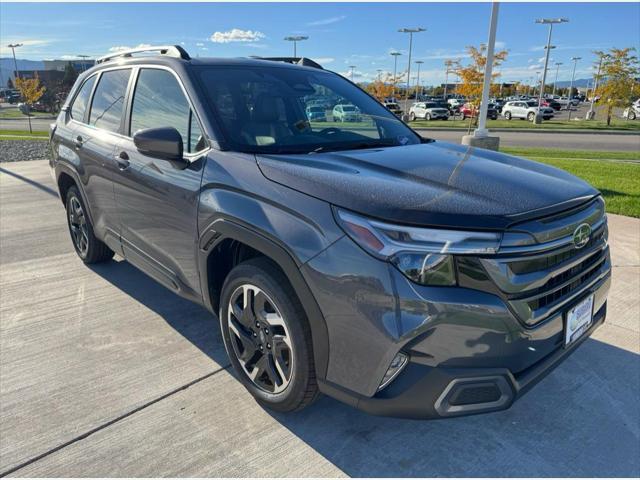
70, 76, 96, 122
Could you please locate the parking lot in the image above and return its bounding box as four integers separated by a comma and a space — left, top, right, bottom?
1, 160, 639, 477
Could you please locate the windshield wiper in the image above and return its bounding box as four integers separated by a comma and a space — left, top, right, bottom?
310, 140, 399, 154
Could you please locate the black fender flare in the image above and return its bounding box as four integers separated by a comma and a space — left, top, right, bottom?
198, 217, 329, 380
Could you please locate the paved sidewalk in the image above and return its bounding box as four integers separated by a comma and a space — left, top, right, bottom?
1, 161, 638, 477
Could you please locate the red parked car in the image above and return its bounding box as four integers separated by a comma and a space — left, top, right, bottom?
459, 103, 498, 120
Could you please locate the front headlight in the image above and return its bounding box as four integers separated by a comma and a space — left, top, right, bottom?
334, 208, 502, 286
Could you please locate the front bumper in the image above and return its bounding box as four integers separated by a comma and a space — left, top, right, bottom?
302, 232, 611, 419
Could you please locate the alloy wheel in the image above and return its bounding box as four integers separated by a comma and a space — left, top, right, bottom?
68, 197, 89, 257
227, 284, 293, 394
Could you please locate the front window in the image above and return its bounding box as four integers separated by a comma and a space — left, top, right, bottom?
197, 66, 421, 154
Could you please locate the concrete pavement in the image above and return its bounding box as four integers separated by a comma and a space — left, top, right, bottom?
1, 160, 639, 477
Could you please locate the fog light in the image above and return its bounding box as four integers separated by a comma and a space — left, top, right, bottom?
377, 352, 408, 391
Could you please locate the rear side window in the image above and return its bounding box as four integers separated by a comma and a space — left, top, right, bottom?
89, 69, 131, 133
130, 68, 204, 153
70, 76, 96, 122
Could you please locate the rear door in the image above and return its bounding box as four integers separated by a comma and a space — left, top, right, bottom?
113, 67, 208, 298
71, 67, 132, 252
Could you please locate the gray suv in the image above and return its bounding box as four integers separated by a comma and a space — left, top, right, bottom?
50, 46, 611, 419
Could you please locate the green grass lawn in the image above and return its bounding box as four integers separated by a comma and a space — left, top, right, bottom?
0, 109, 54, 119
0, 129, 49, 140
410, 118, 640, 131
502, 147, 640, 218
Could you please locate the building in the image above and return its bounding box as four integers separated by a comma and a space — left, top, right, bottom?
12, 69, 65, 89
43, 59, 95, 72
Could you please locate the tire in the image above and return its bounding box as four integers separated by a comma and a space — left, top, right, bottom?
409, 112, 416, 122
65, 186, 114, 264
425, 113, 431, 121
629, 110, 637, 120
504, 111, 512, 120
219, 257, 319, 413
527, 112, 535, 122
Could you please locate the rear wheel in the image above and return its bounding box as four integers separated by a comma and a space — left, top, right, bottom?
65, 186, 114, 264
425, 113, 431, 121
219, 258, 319, 412
628, 110, 637, 120
409, 112, 416, 122
527, 111, 535, 121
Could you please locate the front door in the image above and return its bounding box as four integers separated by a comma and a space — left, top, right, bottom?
113, 67, 208, 299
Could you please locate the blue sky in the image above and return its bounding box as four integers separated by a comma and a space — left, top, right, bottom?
1, 2, 639, 84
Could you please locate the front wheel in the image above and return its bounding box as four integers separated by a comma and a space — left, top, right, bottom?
425, 113, 431, 121
409, 112, 416, 122
504, 111, 512, 120
219, 258, 319, 412
629, 110, 637, 120
65, 186, 114, 264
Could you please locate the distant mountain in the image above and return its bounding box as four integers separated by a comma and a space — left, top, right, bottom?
552, 78, 592, 88
0, 58, 45, 86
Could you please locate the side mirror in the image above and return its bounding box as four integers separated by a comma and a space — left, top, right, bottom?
133, 127, 183, 162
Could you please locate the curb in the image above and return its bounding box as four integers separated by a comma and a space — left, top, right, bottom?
0, 116, 57, 121
412, 127, 640, 136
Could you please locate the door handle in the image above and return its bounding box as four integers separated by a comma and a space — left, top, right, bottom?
74, 135, 84, 149
115, 151, 130, 170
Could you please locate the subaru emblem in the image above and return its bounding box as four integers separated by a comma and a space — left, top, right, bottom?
572, 223, 591, 249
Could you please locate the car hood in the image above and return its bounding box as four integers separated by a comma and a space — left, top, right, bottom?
256, 141, 599, 230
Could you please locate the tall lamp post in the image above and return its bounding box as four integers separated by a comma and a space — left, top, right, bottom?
77, 55, 91, 72
390, 51, 402, 97
377, 69, 383, 82
8, 43, 23, 81
398, 27, 425, 113
462, 1, 500, 150
551, 61, 563, 97
443, 59, 454, 100
415, 60, 424, 100
284, 36, 308, 57
586, 53, 607, 120
349, 65, 357, 82
534, 18, 568, 123
567, 56, 581, 121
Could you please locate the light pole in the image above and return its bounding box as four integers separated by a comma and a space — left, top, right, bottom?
398, 27, 425, 110
377, 69, 383, 82
534, 18, 568, 123
443, 59, 454, 100
567, 56, 581, 121
473, 1, 500, 141
8, 43, 23, 81
551, 61, 563, 97
284, 36, 308, 58
586, 53, 607, 120
415, 60, 424, 100
390, 51, 401, 97
349, 65, 357, 82
77, 55, 91, 72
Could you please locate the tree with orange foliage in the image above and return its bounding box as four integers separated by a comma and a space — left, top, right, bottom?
15, 75, 46, 133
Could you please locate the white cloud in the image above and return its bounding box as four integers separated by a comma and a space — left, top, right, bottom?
196, 42, 204, 47
210, 29, 265, 43
312, 57, 334, 65
108, 43, 152, 53
306, 15, 346, 26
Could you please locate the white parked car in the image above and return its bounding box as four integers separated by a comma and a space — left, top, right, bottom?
332, 104, 361, 122
623, 99, 640, 120
447, 98, 465, 108
409, 101, 450, 121
502, 101, 555, 121
558, 96, 580, 107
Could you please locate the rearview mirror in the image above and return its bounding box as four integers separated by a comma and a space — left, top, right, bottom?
133, 127, 183, 162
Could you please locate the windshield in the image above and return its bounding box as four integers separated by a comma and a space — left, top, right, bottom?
197, 65, 421, 154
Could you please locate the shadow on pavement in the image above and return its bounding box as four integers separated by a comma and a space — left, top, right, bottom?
0, 165, 59, 197
87, 258, 639, 477
267, 339, 639, 477
88, 259, 229, 368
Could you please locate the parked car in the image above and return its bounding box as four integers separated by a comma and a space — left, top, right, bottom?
409, 101, 449, 121
459, 103, 498, 120
623, 99, 640, 120
305, 105, 327, 122
447, 97, 465, 108
383, 101, 403, 117
558, 96, 580, 107
51, 45, 611, 420
542, 98, 562, 111
332, 104, 361, 122
502, 101, 554, 121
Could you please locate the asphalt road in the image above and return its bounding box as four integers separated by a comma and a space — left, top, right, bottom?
418, 129, 640, 151
1, 160, 639, 477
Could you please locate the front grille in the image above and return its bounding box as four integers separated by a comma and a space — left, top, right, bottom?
477, 198, 611, 326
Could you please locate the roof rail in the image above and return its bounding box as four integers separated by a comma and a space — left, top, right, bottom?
250, 57, 324, 69
96, 45, 190, 64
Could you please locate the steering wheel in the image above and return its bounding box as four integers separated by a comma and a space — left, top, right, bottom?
318, 127, 341, 136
